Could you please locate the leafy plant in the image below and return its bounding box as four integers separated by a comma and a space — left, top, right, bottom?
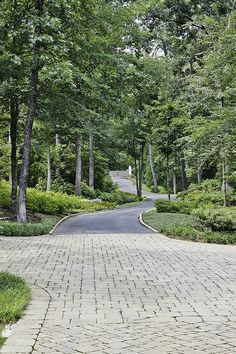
193, 207, 236, 232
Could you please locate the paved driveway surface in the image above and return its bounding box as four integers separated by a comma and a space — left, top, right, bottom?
1, 178, 236, 353
55, 177, 173, 235
0, 233, 236, 354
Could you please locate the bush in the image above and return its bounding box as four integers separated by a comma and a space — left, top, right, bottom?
80, 182, 97, 199
0, 180, 11, 208
102, 176, 118, 193
155, 200, 199, 214
99, 191, 139, 205
0, 181, 115, 215
193, 207, 236, 232
0, 216, 59, 236
228, 173, 236, 191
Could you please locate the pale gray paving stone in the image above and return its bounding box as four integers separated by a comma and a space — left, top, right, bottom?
0, 234, 236, 353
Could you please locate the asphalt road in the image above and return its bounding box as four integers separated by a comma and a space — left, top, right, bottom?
54, 177, 172, 234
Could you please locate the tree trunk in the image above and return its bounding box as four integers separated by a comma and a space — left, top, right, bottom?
180, 152, 188, 191
17, 0, 44, 222
10, 94, 18, 213
10, 0, 19, 214
55, 133, 60, 177
89, 132, 94, 189
222, 161, 230, 207
134, 158, 139, 196
137, 143, 145, 199
196, 160, 202, 185
46, 148, 51, 192
149, 139, 158, 193
166, 152, 171, 201
75, 133, 82, 196
172, 171, 177, 195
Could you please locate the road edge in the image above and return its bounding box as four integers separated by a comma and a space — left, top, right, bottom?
139, 208, 158, 233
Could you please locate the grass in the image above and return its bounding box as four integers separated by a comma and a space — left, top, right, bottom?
0, 273, 30, 347
116, 201, 142, 209
143, 210, 236, 244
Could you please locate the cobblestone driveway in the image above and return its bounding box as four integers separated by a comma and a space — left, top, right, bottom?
0, 233, 236, 353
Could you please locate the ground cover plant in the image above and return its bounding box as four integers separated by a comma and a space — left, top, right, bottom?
143, 182, 236, 244
0, 273, 30, 347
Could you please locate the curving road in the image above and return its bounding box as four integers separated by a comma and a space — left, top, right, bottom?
54, 177, 172, 234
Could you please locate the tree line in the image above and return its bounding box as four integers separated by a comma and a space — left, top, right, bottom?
0, 0, 235, 222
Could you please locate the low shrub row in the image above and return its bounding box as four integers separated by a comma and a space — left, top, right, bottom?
99, 191, 139, 205
193, 207, 236, 232
0, 181, 115, 215
0, 215, 60, 236
143, 210, 236, 244
155, 199, 201, 214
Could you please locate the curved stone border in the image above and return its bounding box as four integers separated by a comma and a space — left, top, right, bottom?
0, 285, 51, 354
139, 208, 158, 233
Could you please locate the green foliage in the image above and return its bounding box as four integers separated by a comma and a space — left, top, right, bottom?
99, 191, 139, 205
143, 210, 236, 244
101, 176, 118, 193
228, 173, 236, 191
0, 181, 114, 215
193, 207, 236, 232
81, 182, 97, 199
0, 216, 59, 236
0, 273, 30, 333
0, 181, 11, 208
155, 200, 198, 214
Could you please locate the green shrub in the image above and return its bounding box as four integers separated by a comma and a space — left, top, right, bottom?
228, 173, 236, 191
193, 207, 236, 232
102, 176, 118, 193
155, 200, 199, 214
99, 191, 139, 205
0, 216, 59, 236
80, 182, 97, 199
0, 180, 11, 208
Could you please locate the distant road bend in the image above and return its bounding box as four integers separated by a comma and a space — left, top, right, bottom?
55, 177, 173, 235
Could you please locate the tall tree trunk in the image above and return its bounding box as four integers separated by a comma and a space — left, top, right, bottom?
180, 152, 188, 191
196, 159, 202, 185
75, 133, 82, 196
17, 0, 44, 222
89, 132, 94, 189
10, 0, 19, 214
10, 94, 18, 213
172, 170, 177, 195
166, 152, 171, 201
149, 139, 158, 193
222, 161, 230, 207
55, 133, 60, 177
46, 148, 51, 192
137, 143, 145, 199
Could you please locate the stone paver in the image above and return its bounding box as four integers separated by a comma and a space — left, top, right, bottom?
0, 233, 236, 353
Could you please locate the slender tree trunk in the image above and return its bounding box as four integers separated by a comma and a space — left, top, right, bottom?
196, 160, 201, 185
17, 0, 44, 222
134, 158, 139, 196
75, 133, 82, 196
172, 170, 177, 195
149, 139, 158, 193
222, 161, 230, 207
10, 0, 19, 214
180, 152, 188, 191
46, 148, 51, 192
166, 153, 171, 201
89, 132, 94, 189
55, 133, 60, 177
137, 143, 145, 199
